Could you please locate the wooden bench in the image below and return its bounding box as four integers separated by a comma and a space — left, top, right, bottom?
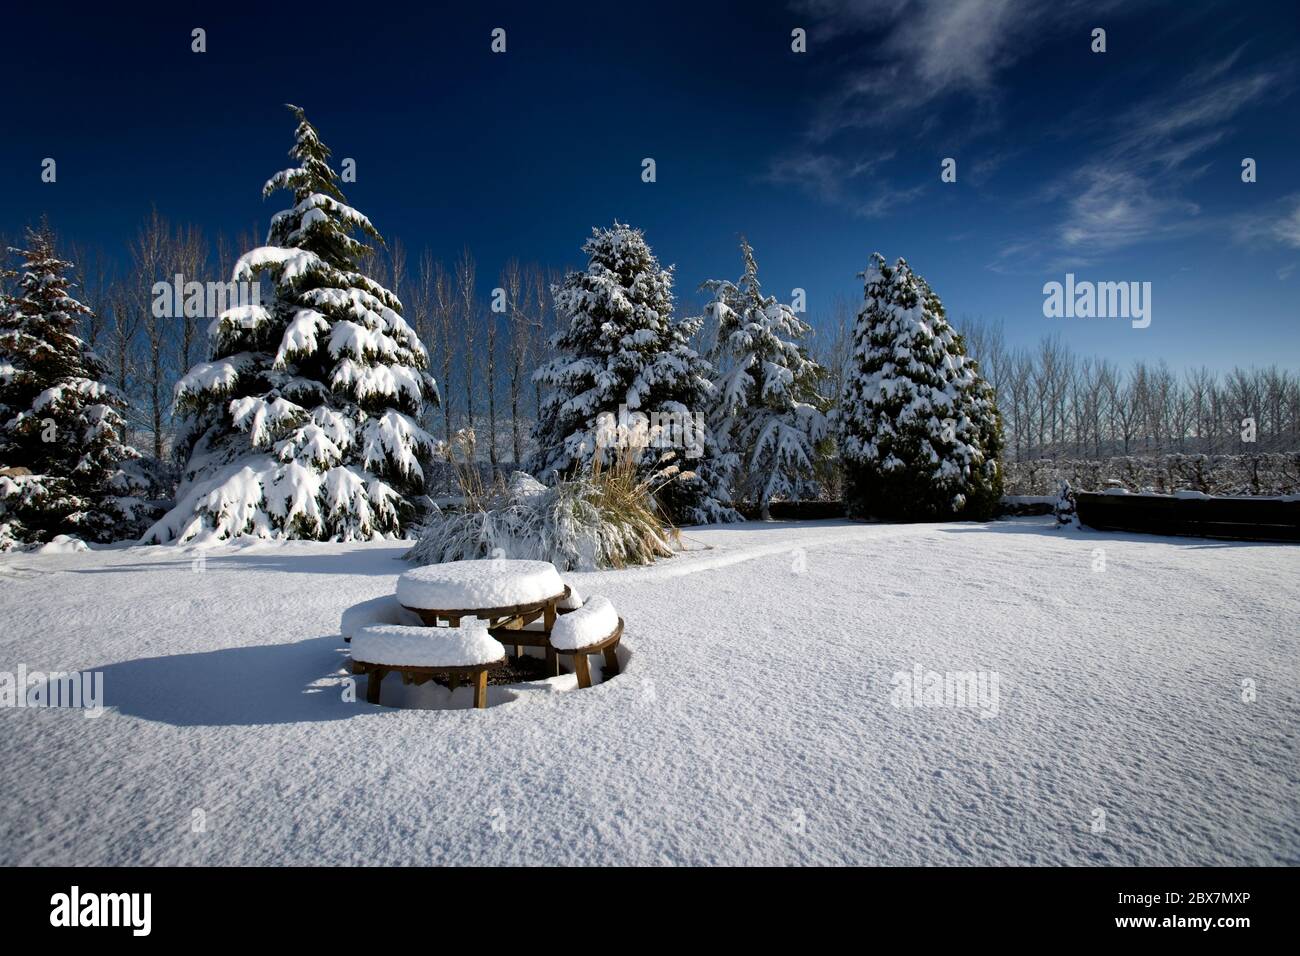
554, 618, 624, 689
548, 596, 624, 689
349, 623, 507, 709
350, 658, 503, 709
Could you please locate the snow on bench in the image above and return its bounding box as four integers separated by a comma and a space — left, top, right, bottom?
396, 559, 565, 611
339, 594, 424, 641
550, 595, 619, 651
351, 622, 506, 668
558, 584, 584, 612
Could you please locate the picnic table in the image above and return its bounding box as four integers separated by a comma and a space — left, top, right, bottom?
349, 559, 620, 708
397, 559, 571, 673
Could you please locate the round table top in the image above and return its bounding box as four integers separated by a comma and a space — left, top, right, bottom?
397, 559, 565, 612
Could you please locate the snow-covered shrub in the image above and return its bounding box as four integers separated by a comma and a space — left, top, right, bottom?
1054, 480, 1079, 527
529, 222, 737, 525
838, 254, 1004, 521
406, 456, 678, 572
0, 224, 157, 548
145, 105, 439, 545
702, 238, 828, 518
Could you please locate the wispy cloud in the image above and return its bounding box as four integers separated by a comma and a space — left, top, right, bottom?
1046, 49, 1290, 258
1233, 195, 1300, 250
1270, 198, 1300, 248
761, 150, 920, 218
768, 0, 1112, 219
763, 150, 894, 203
793, 0, 1112, 139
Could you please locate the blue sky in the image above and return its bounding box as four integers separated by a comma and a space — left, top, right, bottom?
1, 0, 1297, 371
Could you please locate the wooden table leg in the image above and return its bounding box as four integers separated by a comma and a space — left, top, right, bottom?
473, 669, 489, 709
366, 667, 384, 704
602, 644, 620, 677
545, 645, 558, 677
573, 652, 592, 689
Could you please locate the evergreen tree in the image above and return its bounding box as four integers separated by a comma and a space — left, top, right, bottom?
146, 105, 439, 543
530, 222, 737, 524
1055, 479, 1078, 527
704, 238, 827, 518
838, 253, 1003, 520
0, 223, 152, 549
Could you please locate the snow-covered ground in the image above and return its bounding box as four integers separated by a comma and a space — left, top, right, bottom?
0, 518, 1296, 865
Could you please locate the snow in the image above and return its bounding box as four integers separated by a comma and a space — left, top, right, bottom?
1, 518, 1296, 865
396, 559, 566, 610
339, 593, 424, 640
34, 534, 89, 554
351, 623, 505, 668
550, 595, 619, 650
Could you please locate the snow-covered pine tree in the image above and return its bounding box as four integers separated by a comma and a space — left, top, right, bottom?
838, 253, 1003, 521
704, 237, 827, 518
1055, 479, 1078, 527
0, 223, 153, 549
145, 105, 439, 543
530, 222, 737, 524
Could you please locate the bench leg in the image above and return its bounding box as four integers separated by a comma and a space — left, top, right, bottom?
574, 652, 592, 689
602, 643, 620, 677
545, 645, 558, 677
366, 667, 384, 704
473, 669, 489, 709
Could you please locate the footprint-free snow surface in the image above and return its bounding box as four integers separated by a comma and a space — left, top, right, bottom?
1, 518, 1296, 865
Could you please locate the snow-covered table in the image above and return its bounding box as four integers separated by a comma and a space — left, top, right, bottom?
396, 560, 571, 675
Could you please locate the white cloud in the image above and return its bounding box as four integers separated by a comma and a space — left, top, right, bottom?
1270, 199, 1300, 248
793, 0, 1110, 138
761, 150, 911, 218
1050, 51, 1289, 256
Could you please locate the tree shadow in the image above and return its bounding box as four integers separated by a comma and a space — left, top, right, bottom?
90, 635, 366, 727
63, 546, 412, 577
941, 519, 1293, 550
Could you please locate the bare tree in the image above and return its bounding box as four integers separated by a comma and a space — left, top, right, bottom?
502, 259, 535, 466
69, 241, 113, 350
174, 223, 210, 375
484, 275, 500, 482
408, 250, 439, 429
455, 249, 478, 438
431, 259, 457, 450
130, 209, 173, 460
102, 278, 142, 444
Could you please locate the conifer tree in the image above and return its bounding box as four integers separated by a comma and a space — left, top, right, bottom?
146, 105, 439, 543
704, 238, 827, 518
838, 253, 1003, 520
0, 223, 152, 549
530, 222, 737, 524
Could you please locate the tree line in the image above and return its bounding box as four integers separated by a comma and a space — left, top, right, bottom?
814, 302, 1300, 461
7, 218, 1298, 483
